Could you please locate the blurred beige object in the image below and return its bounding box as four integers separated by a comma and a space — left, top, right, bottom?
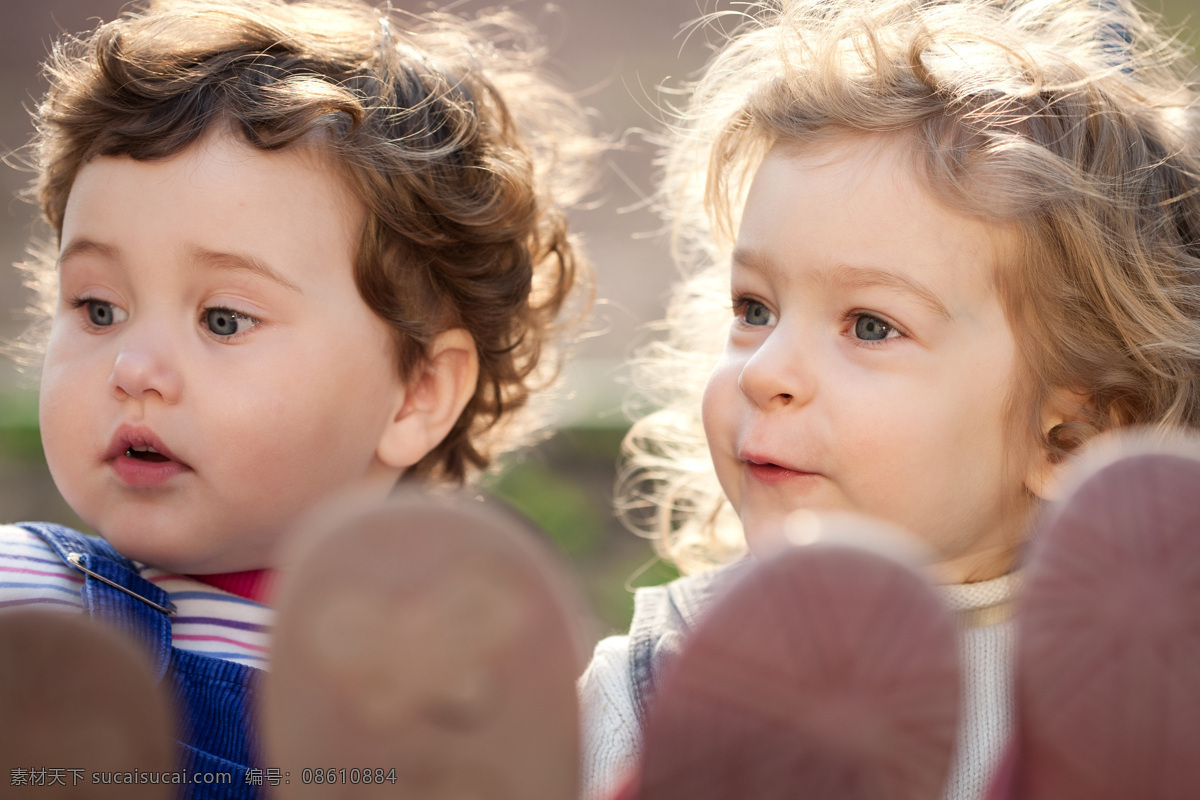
0, 609, 175, 799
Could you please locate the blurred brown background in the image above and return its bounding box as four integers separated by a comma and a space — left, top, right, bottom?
0, 0, 1196, 636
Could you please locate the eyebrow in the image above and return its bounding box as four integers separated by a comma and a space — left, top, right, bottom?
58, 238, 119, 265
189, 247, 302, 294
830, 265, 952, 321
58, 239, 302, 294
731, 248, 953, 322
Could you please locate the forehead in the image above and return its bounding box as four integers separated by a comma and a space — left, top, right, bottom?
60, 129, 363, 282
734, 135, 1017, 314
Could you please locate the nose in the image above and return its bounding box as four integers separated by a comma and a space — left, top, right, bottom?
109, 330, 183, 405
737, 327, 815, 410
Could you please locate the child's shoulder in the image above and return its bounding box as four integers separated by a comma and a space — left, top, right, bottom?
630, 558, 754, 639
578, 630, 638, 800
0, 523, 85, 614
579, 565, 736, 717
0, 524, 272, 667
577, 560, 750, 799
580, 560, 754, 725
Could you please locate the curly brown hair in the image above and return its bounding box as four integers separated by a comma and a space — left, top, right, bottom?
20, 0, 597, 483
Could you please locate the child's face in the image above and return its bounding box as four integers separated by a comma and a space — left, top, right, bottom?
40, 131, 411, 574
702, 135, 1040, 582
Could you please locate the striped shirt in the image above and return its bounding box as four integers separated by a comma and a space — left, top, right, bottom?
0, 524, 272, 669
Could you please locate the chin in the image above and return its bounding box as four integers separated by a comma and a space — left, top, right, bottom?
96, 524, 200, 573
737, 516, 793, 558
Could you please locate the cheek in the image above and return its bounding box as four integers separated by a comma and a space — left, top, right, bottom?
854, 388, 1014, 518
211, 348, 394, 477
39, 340, 91, 436
825, 377, 983, 513
700, 363, 736, 446
210, 387, 325, 469
38, 369, 94, 505
825, 374, 931, 456
40, 315, 106, 406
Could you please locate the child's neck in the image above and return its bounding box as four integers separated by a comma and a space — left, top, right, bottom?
188, 569, 276, 604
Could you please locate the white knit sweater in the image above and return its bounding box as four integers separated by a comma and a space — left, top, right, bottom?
577, 572, 1019, 800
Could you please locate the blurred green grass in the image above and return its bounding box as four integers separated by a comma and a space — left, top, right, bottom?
483, 426, 680, 636
0, 393, 41, 462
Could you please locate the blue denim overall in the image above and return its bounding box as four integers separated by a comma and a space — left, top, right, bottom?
21, 522, 264, 800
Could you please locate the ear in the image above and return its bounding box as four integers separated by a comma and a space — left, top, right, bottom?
1023, 387, 1094, 502
375, 328, 479, 469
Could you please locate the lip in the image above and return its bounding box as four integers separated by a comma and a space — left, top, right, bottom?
104, 424, 191, 489
740, 451, 821, 485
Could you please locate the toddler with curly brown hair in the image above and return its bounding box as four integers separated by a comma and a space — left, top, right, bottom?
0, 0, 597, 795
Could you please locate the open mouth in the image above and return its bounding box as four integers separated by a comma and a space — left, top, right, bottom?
107, 427, 189, 488
125, 446, 171, 464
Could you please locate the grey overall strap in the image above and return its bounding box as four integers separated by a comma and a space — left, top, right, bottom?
628, 558, 754, 726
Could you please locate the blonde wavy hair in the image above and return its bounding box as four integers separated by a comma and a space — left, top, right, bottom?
619, 0, 1200, 574
18, 0, 598, 483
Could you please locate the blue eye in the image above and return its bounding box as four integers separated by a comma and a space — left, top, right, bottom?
741, 300, 775, 327
854, 315, 893, 341
204, 308, 258, 337
84, 300, 128, 327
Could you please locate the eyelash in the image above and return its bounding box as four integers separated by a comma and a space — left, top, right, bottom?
68, 296, 118, 331
730, 296, 906, 349
69, 296, 261, 341
841, 309, 907, 349
731, 296, 769, 326
200, 307, 260, 341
